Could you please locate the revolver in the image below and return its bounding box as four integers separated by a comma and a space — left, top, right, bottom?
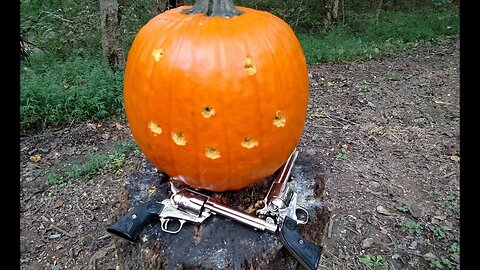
107, 149, 322, 270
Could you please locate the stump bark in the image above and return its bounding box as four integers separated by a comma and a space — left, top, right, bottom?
110, 153, 331, 270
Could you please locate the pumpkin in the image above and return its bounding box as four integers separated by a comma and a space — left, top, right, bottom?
124, 0, 309, 191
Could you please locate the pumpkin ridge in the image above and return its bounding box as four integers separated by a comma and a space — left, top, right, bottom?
216, 21, 233, 190
263, 14, 307, 147
240, 13, 265, 183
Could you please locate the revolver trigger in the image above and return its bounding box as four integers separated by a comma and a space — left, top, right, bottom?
294, 206, 309, 225
160, 218, 185, 234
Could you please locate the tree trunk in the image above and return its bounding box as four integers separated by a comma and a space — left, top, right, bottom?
110, 155, 331, 269
100, 0, 124, 72
375, 0, 384, 25
323, 0, 339, 31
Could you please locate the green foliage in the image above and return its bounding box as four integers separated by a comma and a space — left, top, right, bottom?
20, 54, 124, 131
429, 258, 453, 269
358, 255, 387, 268
46, 140, 137, 185
21, 0, 101, 59
450, 242, 459, 254
335, 148, 348, 161
299, 8, 458, 64
436, 193, 460, 217
403, 219, 422, 235
396, 203, 409, 213
430, 226, 446, 239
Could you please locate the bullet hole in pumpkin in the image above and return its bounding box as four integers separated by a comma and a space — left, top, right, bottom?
172, 132, 187, 146
273, 110, 286, 127
148, 121, 162, 135
241, 137, 258, 149
205, 147, 221, 159
152, 48, 164, 61
202, 106, 216, 118
244, 56, 257, 75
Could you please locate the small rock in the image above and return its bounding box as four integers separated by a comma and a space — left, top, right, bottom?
408, 241, 418, 250
362, 238, 374, 248
49, 233, 62, 239
376, 206, 392, 216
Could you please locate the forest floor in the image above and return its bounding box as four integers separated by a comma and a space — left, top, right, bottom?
20, 40, 460, 270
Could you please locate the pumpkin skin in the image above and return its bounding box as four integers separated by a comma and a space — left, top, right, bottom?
124, 5, 309, 192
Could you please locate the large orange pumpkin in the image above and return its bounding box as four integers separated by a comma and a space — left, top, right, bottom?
124, 0, 309, 191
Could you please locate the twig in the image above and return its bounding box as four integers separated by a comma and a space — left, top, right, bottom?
327, 214, 335, 238
324, 111, 358, 126
76, 203, 95, 221
37, 10, 74, 23
311, 124, 345, 129
440, 171, 456, 179
97, 234, 111, 241
51, 224, 75, 238
345, 226, 359, 235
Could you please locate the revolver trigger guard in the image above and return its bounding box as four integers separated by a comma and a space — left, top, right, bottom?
160, 218, 185, 234
295, 206, 309, 225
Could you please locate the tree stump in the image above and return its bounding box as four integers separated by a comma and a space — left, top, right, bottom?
110, 153, 331, 270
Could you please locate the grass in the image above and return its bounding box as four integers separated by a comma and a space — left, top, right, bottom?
46, 139, 137, 185
20, 53, 124, 132
298, 8, 458, 64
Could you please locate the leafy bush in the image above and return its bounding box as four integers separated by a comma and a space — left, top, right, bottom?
20, 53, 124, 131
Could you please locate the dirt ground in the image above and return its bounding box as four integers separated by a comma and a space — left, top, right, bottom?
20, 40, 459, 270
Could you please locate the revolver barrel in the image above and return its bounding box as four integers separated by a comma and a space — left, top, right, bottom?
172, 189, 278, 233
257, 149, 299, 215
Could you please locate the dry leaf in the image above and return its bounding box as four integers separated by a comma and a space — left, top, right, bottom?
379, 226, 388, 234
362, 238, 374, 248
86, 123, 97, 130
376, 205, 392, 216
101, 133, 110, 140
114, 122, 124, 130
450, 155, 460, 162
433, 215, 447, 221
147, 186, 157, 197
29, 154, 42, 162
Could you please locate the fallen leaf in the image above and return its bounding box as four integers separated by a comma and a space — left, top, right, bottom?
114, 122, 124, 130
392, 254, 401, 259
52, 200, 64, 209
433, 215, 447, 221
376, 206, 392, 216
325, 81, 334, 87
86, 123, 97, 130
102, 133, 110, 140
362, 238, 374, 248
29, 154, 42, 162
423, 252, 438, 260
450, 155, 460, 162
379, 226, 388, 234
147, 185, 157, 197
55, 244, 64, 250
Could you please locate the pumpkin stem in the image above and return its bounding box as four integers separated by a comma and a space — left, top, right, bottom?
183, 0, 243, 18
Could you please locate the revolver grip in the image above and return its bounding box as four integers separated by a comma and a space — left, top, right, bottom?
107, 202, 164, 242
279, 216, 322, 270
